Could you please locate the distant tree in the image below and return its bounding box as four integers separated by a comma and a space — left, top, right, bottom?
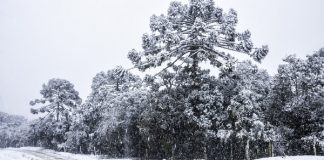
30, 78, 81, 149
0, 112, 29, 148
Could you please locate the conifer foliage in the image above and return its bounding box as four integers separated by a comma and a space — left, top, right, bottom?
29, 78, 82, 149
128, 0, 268, 72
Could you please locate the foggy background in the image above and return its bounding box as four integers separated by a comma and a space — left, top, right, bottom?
1, 0, 324, 119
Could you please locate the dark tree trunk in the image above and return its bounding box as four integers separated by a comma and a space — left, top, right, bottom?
230, 140, 234, 160
313, 135, 317, 156
56, 104, 60, 122
245, 138, 250, 160
268, 141, 274, 157
116, 80, 120, 91
204, 141, 208, 160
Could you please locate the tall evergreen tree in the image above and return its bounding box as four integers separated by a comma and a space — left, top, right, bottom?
128, 0, 268, 159
30, 78, 81, 149
128, 0, 268, 73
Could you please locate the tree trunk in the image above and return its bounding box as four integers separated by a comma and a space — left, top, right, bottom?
116, 80, 120, 91
56, 103, 60, 122
230, 140, 234, 160
124, 128, 129, 157
171, 143, 176, 160
268, 141, 274, 157
272, 141, 274, 157
313, 135, 317, 156
245, 138, 250, 160
145, 137, 150, 159
204, 142, 208, 160
191, 51, 199, 88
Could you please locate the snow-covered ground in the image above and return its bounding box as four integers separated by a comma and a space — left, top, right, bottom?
0, 147, 99, 160
1, 147, 324, 160
0, 147, 131, 160
257, 156, 324, 160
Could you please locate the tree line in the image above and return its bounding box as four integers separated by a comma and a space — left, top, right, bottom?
0, 0, 323, 159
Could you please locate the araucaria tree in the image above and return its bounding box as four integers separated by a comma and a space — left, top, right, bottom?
128, 0, 268, 159
30, 78, 81, 149
129, 0, 268, 72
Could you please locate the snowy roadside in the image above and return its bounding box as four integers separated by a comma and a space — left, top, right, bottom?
256, 156, 324, 160
1, 147, 324, 160
0, 147, 131, 160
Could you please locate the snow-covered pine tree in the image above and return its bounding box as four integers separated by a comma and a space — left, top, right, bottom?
78, 66, 145, 156
128, 0, 268, 72
30, 78, 81, 149
128, 0, 268, 159
30, 78, 82, 122
218, 61, 271, 160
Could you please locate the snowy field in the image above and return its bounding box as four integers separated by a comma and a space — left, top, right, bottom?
257, 156, 324, 160
0, 147, 131, 160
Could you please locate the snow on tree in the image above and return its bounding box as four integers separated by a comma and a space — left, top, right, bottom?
0, 112, 29, 148
137, 68, 224, 159
269, 49, 324, 156
85, 66, 140, 113
29, 78, 81, 149
1, 0, 323, 159
63, 107, 92, 153
128, 0, 268, 159
128, 0, 268, 73
30, 78, 82, 122
83, 66, 140, 132
73, 66, 145, 156
218, 60, 271, 160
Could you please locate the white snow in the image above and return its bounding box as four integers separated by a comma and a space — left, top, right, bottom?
0, 147, 130, 160
1, 147, 324, 160
257, 156, 324, 160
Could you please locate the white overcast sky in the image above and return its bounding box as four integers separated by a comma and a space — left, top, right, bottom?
0, 0, 324, 118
